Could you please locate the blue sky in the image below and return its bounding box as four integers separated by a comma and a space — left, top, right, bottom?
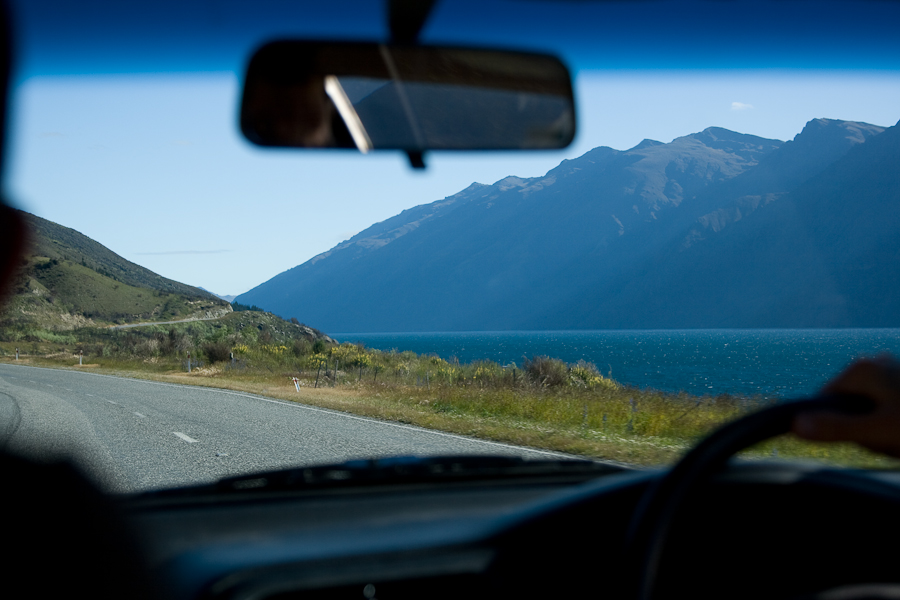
6, 69, 900, 296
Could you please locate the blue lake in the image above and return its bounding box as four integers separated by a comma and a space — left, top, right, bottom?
330, 330, 900, 398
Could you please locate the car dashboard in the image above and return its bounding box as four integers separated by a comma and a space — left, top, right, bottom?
123, 462, 900, 600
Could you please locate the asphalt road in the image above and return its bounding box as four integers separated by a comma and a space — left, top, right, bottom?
0, 363, 566, 493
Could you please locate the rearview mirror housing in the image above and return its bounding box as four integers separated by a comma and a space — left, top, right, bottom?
240, 41, 576, 157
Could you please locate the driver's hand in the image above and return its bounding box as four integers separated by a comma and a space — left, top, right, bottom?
792, 355, 900, 457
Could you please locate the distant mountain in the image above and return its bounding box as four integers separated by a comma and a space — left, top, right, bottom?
236, 118, 895, 331
199, 288, 237, 303
679, 118, 886, 249
616, 118, 900, 328
2, 212, 230, 332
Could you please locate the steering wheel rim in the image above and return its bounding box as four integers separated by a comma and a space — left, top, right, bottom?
625, 393, 875, 600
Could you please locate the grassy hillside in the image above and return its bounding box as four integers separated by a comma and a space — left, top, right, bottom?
1, 255, 227, 335
71, 309, 333, 358
0, 306, 333, 364
21, 211, 212, 297
0, 211, 232, 340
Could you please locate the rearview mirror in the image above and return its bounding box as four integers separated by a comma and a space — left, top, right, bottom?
240, 41, 575, 157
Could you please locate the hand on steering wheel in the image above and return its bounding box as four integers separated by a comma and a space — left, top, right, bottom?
793, 356, 900, 457
627, 375, 879, 600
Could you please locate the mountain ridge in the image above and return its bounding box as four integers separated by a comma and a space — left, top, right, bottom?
236, 118, 896, 332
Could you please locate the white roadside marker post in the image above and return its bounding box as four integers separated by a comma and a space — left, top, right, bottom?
187, 352, 191, 373
292, 377, 300, 392
79, 349, 83, 366
15, 347, 18, 360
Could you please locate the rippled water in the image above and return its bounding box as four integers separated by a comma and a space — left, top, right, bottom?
331, 330, 900, 398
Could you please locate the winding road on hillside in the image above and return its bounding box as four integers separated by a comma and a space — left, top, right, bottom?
0, 363, 564, 493
108, 314, 227, 330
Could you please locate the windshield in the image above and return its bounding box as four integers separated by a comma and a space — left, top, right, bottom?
2, 0, 900, 492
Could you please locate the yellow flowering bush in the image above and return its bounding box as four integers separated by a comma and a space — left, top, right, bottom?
570, 361, 620, 391
435, 364, 456, 381
329, 343, 372, 367
262, 344, 288, 355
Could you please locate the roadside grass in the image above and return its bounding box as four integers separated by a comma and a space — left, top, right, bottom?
2, 338, 894, 469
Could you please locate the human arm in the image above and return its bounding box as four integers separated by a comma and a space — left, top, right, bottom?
792, 356, 900, 457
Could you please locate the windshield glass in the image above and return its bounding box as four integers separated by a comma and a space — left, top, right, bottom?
2, 0, 900, 492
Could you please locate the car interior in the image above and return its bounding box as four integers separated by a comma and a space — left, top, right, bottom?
2, 1, 900, 600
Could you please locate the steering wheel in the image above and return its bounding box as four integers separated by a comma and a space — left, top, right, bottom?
625, 393, 875, 600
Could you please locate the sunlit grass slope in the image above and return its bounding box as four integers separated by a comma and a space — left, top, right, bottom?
0, 211, 231, 339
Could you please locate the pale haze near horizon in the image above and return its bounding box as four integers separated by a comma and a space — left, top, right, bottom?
5, 70, 900, 297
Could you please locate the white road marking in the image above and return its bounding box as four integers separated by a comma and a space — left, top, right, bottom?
134, 412, 146, 418
102, 374, 570, 457
2, 364, 579, 461
173, 432, 198, 443
87, 394, 94, 397
107, 400, 118, 405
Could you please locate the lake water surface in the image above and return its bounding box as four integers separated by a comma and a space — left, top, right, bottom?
331, 330, 900, 398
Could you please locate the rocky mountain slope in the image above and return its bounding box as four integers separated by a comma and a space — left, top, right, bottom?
236, 118, 896, 331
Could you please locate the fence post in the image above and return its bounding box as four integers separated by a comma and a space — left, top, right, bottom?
315, 362, 322, 388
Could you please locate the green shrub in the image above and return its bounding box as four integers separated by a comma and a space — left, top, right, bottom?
292, 339, 312, 357
524, 355, 568, 387
203, 341, 232, 363
232, 302, 263, 312
33, 329, 77, 344
570, 359, 620, 391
